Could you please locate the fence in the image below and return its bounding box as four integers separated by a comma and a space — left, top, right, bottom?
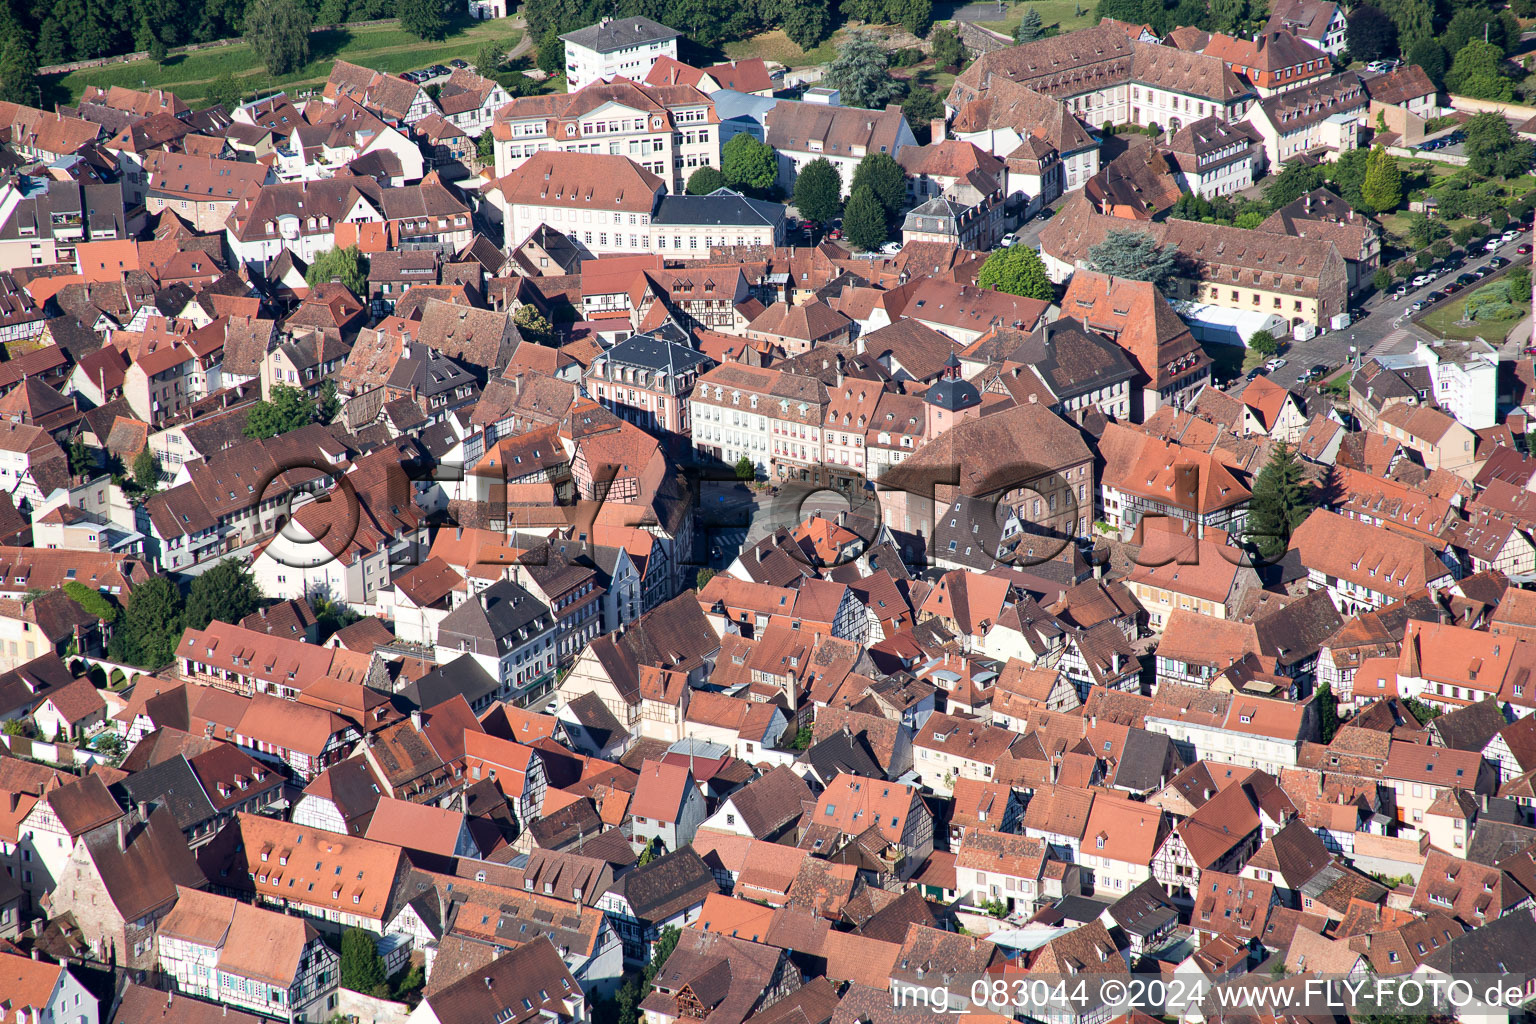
38, 18, 403, 76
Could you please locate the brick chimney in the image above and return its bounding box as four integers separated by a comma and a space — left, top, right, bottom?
930, 118, 947, 142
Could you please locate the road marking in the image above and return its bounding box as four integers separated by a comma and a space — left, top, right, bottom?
1369, 328, 1407, 356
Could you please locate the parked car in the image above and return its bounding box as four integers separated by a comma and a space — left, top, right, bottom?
1410, 300, 1426, 311
1474, 266, 1490, 278
1521, 244, 1534, 255
1412, 274, 1429, 287
1247, 366, 1269, 380
1265, 357, 1288, 371
1310, 363, 1329, 377
1457, 273, 1477, 285
880, 241, 902, 255
450, 58, 469, 69
1443, 283, 1460, 295
1491, 256, 1511, 269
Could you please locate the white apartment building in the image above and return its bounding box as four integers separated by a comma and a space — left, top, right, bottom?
561, 17, 681, 93
488, 151, 666, 259
690, 362, 829, 482
1403, 338, 1498, 431
491, 78, 717, 194
763, 98, 918, 197
1167, 117, 1262, 198
1143, 695, 1312, 777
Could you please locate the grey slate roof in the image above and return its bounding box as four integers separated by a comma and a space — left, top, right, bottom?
1111, 730, 1179, 793
1428, 698, 1510, 753
404, 653, 500, 711
612, 846, 720, 922
115, 754, 217, 832
603, 324, 716, 375
559, 16, 680, 53
652, 189, 785, 228
804, 729, 884, 781
437, 578, 553, 656
1106, 878, 1179, 938
1419, 905, 1536, 974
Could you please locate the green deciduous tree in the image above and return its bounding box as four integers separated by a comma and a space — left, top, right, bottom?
245, 384, 317, 439
1443, 6, 1509, 60
687, 166, 728, 195
1464, 110, 1536, 177
107, 577, 183, 669
1445, 40, 1513, 101
1372, 267, 1395, 292
184, 558, 263, 630
132, 446, 159, 494
825, 31, 900, 110
931, 22, 966, 69
341, 928, 386, 993
1346, 4, 1398, 61
850, 152, 906, 220
514, 303, 555, 344
1249, 328, 1279, 356
842, 186, 888, 251
398, 0, 450, 40
477, 39, 504, 74
62, 581, 117, 623
734, 455, 756, 480
205, 71, 244, 110
536, 29, 564, 75
783, 0, 832, 49
1379, 0, 1432, 52
721, 133, 779, 194
243, 0, 312, 76
1086, 229, 1178, 288
902, 86, 944, 142
1263, 162, 1326, 210
977, 245, 1054, 300
1362, 146, 1403, 212
646, 926, 680, 984
793, 158, 843, 225
306, 245, 368, 295
476, 130, 495, 167
1246, 441, 1314, 561
1015, 7, 1044, 42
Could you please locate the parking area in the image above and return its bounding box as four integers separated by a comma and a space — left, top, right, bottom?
401, 59, 469, 84
1390, 229, 1530, 317
1412, 125, 1467, 160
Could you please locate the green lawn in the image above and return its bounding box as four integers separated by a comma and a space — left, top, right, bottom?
45, 18, 522, 108
1320, 369, 1351, 398
974, 0, 1097, 39
723, 29, 846, 68
1416, 267, 1526, 342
